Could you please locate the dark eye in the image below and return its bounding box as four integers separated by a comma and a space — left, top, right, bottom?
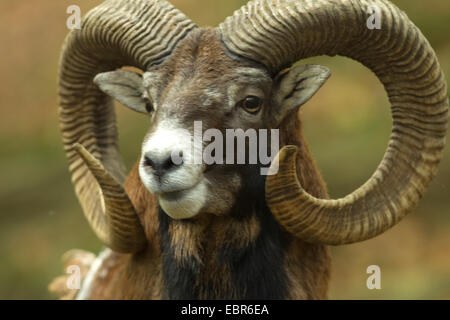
145, 101, 153, 113
239, 96, 263, 114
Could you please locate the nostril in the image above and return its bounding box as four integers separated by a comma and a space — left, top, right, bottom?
143, 151, 183, 176
144, 156, 154, 168
162, 157, 174, 171
163, 151, 183, 170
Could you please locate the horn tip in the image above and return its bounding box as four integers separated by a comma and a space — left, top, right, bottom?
73, 143, 83, 152
280, 145, 299, 160
72, 143, 98, 167
72, 143, 88, 158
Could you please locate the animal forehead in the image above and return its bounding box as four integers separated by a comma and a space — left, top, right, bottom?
160, 28, 270, 80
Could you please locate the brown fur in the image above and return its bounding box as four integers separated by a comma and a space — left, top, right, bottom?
60, 29, 332, 300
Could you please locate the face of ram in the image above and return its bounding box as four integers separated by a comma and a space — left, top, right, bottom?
60, 0, 447, 253
94, 29, 330, 220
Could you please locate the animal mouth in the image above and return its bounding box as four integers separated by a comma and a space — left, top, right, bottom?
157, 177, 208, 220
158, 164, 217, 196
159, 188, 192, 201
158, 174, 205, 199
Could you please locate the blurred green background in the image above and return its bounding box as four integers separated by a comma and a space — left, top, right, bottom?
0, 0, 449, 300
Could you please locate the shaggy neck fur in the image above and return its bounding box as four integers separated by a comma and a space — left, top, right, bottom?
158, 163, 290, 299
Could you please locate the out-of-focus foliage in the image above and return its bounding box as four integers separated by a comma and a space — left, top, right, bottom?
0, 0, 448, 299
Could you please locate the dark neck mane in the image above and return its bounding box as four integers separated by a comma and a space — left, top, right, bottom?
157, 165, 291, 299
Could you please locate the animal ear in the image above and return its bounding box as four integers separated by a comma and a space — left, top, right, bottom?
94, 70, 149, 114
271, 65, 330, 125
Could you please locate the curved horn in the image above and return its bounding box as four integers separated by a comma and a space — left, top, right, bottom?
73, 144, 147, 253
59, 0, 196, 252
219, 0, 448, 245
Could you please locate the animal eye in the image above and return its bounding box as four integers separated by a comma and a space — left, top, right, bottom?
239, 96, 263, 114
